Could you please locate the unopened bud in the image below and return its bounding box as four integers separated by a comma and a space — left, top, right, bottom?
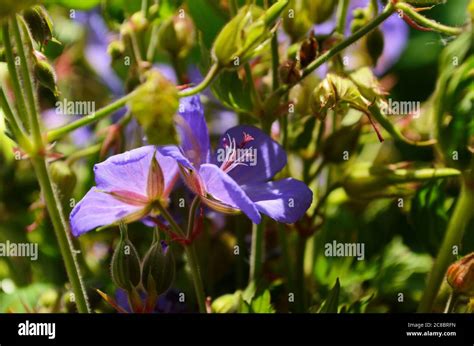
23, 5, 54, 45
299, 31, 318, 68
110, 224, 141, 292
141, 240, 175, 296
447, 253, 474, 296
49, 160, 77, 201
158, 14, 195, 58
306, 0, 337, 24
34, 58, 59, 97
212, 291, 243, 313
279, 60, 301, 85
108, 40, 125, 61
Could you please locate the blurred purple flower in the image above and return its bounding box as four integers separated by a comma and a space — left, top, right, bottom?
70, 146, 178, 236
160, 95, 313, 224
74, 10, 123, 96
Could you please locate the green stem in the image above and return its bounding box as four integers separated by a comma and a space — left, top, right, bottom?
46, 92, 136, 143
395, 2, 463, 36
336, 0, 350, 34
1, 23, 30, 130
186, 196, 201, 238
277, 224, 294, 296
249, 219, 265, 283
65, 143, 101, 165
178, 64, 221, 97
31, 157, 90, 313
156, 198, 207, 312
271, 32, 280, 92
418, 176, 474, 312
184, 245, 206, 313
141, 0, 150, 17
0, 86, 31, 151
11, 16, 42, 149
295, 235, 307, 312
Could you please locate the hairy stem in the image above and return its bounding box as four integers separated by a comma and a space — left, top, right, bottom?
46, 92, 136, 143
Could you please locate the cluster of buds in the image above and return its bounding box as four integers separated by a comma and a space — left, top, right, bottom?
110, 224, 175, 312
212, 0, 288, 69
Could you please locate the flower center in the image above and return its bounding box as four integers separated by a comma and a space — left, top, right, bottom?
219, 132, 255, 173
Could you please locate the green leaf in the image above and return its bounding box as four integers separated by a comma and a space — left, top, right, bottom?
249, 290, 275, 313
187, 0, 227, 50
319, 278, 340, 313
211, 70, 254, 113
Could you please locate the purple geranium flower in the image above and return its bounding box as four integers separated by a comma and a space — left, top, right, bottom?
70, 146, 178, 236
160, 95, 313, 224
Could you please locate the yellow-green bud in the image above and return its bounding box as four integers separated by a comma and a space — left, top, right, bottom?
305, 0, 337, 24
108, 40, 125, 61
212, 291, 243, 313
447, 253, 474, 296
282, 0, 313, 42
141, 240, 175, 296
158, 14, 195, 58
129, 69, 179, 145
110, 225, 141, 292
49, 160, 77, 202
212, 1, 288, 69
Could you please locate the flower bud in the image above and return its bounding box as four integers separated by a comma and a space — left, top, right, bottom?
447, 253, 474, 296
110, 225, 141, 292
49, 160, 77, 202
212, 1, 288, 68
299, 31, 318, 68
130, 12, 148, 33
158, 14, 195, 58
282, 0, 313, 42
305, 0, 337, 24
23, 5, 53, 46
279, 59, 301, 85
129, 69, 179, 145
365, 28, 384, 67
212, 291, 243, 313
141, 240, 175, 296
35, 59, 59, 97
108, 40, 125, 61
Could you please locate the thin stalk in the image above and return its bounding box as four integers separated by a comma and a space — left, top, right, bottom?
0, 86, 31, 151
418, 175, 474, 312
46, 92, 136, 142
336, 0, 350, 34
271, 32, 280, 92
249, 219, 265, 283
178, 64, 221, 97
11, 16, 42, 149
395, 2, 463, 36
277, 224, 294, 295
31, 157, 90, 312
295, 235, 307, 312
1, 23, 30, 129
65, 143, 101, 165
141, 0, 150, 17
